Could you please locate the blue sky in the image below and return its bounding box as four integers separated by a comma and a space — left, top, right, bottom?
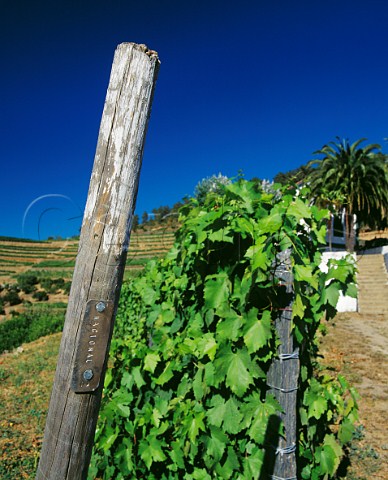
1, 0, 388, 240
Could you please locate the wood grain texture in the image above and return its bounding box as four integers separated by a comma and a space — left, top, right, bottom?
36, 43, 160, 480
266, 250, 298, 479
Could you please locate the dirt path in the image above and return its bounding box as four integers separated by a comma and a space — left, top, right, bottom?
320, 312, 388, 479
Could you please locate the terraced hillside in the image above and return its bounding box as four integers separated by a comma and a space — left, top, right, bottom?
0, 229, 176, 318
124, 229, 176, 277
0, 239, 78, 284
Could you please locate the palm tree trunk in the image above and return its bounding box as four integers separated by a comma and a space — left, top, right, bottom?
349, 214, 356, 252
328, 215, 333, 251
345, 210, 356, 252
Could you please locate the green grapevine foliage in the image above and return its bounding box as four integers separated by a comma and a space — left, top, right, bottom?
89, 181, 358, 479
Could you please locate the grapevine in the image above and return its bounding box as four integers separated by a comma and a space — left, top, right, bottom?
89, 180, 358, 479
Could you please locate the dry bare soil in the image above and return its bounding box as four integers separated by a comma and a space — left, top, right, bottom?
319, 312, 388, 479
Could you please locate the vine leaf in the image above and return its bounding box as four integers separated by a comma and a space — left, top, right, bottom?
243, 393, 280, 443
215, 447, 240, 478
197, 333, 218, 360
316, 434, 343, 475
132, 366, 146, 388
338, 418, 355, 444
225, 348, 255, 396
193, 367, 205, 400
155, 361, 175, 385
144, 353, 160, 373
208, 228, 234, 243
287, 198, 312, 220
346, 282, 358, 298
204, 273, 230, 312
207, 395, 226, 427
140, 286, 158, 305
293, 293, 306, 319
258, 210, 283, 233
304, 382, 328, 420
216, 311, 243, 342
139, 436, 167, 468
245, 243, 268, 270
243, 447, 264, 478
294, 264, 318, 289
205, 426, 228, 462
223, 397, 243, 434
323, 283, 340, 307
243, 309, 272, 353
169, 440, 185, 469
186, 412, 206, 443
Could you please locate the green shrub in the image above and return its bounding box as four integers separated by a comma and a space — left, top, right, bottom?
40, 278, 53, 291
27, 312, 63, 340
5, 283, 20, 292
39, 277, 65, 294
0, 315, 30, 352
63, 281, 72, 294
0, 310, 65, 353
90, 181, 358, 479
125, 257, 153, 266
16, 272, 38, 294
32, 290, 49, 302
33, 260, 76, 268
30, 302, 67, 310
3, 290, 22, 306
33, 269, 73, 280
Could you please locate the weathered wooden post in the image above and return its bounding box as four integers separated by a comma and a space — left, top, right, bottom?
36, 42, 160, 480
266, 250, 298, 480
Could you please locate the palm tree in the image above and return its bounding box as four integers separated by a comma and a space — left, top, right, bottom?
308, 137, 388, 252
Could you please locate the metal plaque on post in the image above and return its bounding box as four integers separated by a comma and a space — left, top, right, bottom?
71, 300, 114, 393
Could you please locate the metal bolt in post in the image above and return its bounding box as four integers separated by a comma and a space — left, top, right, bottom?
83, 370, 94, 381
96, 301, 106, 313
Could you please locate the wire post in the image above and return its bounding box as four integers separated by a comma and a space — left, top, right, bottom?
266, 249, 298, 480
36, 43, 160, 480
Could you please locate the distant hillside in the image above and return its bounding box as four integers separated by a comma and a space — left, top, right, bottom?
0, 235, 47, 243
0, 228, 176, 318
